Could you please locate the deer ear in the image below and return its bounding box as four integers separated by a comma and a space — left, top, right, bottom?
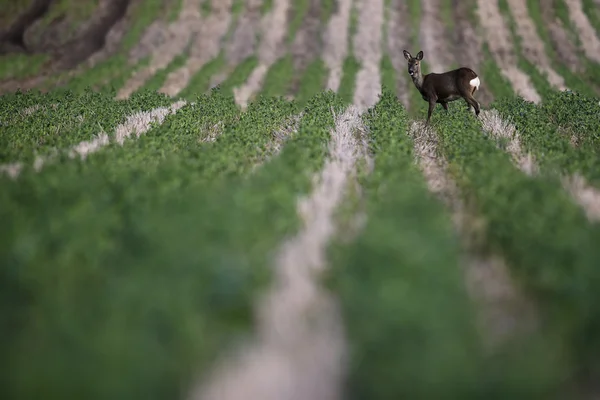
416, 51, 423, 60
403, 50, 412, 60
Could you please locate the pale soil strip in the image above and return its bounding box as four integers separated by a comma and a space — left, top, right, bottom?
408, 120, 538, 349
113, 100, 188, 145
542, 2, 583, 73
352, 0, 384, 111
250, 113, 303, 173
387, 0, 410, 109
562, 174, 600, 222
419, 0, 456, 72
476, 0, 541, 103
288, 0, 322, 93
480, 109, 600, 222
159, 0, 234, 97
190, 106, 368, 400
451, 0, 494, 106
564, 0, 600, 64
209, 0, 263, 88
21, 104, 42, 116
0, 101, 187, 178
322, 0, 352, 92
233, 0, 290, 108
0, 163, 22, 179
506, 0, 567, 90
116, 0, 203, 100
479, 110, 538, 176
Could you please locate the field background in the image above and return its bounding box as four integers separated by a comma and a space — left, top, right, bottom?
2, 0, 600, 399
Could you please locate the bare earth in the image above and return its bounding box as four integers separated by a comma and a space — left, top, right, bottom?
562, 174, 600, 222
481, 110, 600, 223
210, 0, 263, 88
506, 0, 566, 90
0, 100, 187, 178
321, 0, 352, 92
116, 0, 202, 99
451, 0, 494, 106
542, 1, 583, 73
191, 106, 369, 400
409, 121, 537, 349
480, 110, 537, 176
352, 0, 384, 112
475, 0, 541, 103
564, 0, 600, 64
386, 0, 410, 109
159, 0, 233, 97
233, 0, 290, 108
288, 0, 323, 94
419, 0, 456, 72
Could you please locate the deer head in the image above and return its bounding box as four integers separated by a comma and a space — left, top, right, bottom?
403, 50, 423, 78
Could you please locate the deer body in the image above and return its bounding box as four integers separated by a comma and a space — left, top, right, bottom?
403, 50, 481, 123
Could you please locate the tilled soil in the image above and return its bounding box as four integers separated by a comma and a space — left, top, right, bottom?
418, 0, 456, 72
116, 0, 202, 99
190, 106, 368, 400
287, 0, 323, 94
321, 0, 351, 92
541, 1, 583, 73
506, 0, 566, 90
233, 0, 290, 108
476, 0, 541, 103
409, 120, 538, 349
386, 0, 411, 109
451, 0, 494, 106
564, 0, 600, 64
159, 0, 233, 97
207, 0, 263, 88
352, 0, 384, 112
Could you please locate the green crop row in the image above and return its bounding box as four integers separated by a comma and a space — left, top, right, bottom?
0, 88, 346, 399
328, 89, 551, 398
493, 91, 600, 186
0, 88, 173, 164
435, 101, 600, 392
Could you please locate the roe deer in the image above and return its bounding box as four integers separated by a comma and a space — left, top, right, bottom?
403, 50, 481, 123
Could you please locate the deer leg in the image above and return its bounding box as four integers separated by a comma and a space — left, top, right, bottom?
465, 94, 480, 116
426, 98, 437, 124
441, 101, 449, 111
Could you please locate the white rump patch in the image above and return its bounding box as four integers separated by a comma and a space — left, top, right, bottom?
470, 76, 480, 90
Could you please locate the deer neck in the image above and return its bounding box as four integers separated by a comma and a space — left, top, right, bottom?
411, 71, 424, 92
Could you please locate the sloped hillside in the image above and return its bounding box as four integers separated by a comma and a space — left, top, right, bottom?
1, 1, 600, 399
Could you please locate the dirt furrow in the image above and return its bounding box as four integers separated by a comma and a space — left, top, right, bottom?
481, 109, 600, 222
564, 0, 600, 64
408, 120, 537, 348
480, 110, 538, 176
506, 0, 567, 90
475, 0, 541, 103
192, 106, 368, 400
419, 0, 456, 72
322, 0, 352, 92
114, 100, 187, 145
352, 0, 384, 111
0, 163, 22, 179
0, 101, 187, 178
288, 0, 323, 94
562, 174, 600, 222
387, 0, 410, 109
541, 1, 583, 73
116, 0, 203, 100
208, 0, 263, 88
233, 0, 290, 108
451, 0, 494, 106
159, 0, 233, 97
